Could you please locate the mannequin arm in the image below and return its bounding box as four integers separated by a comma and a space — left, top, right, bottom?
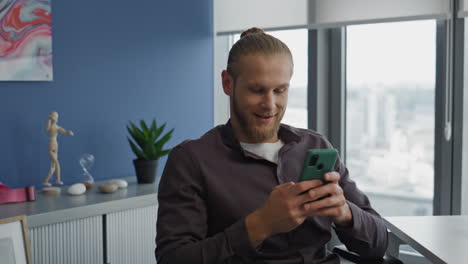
58, 127, 74, 136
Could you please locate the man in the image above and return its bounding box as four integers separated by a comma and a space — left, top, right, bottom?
156, 27, 388, 264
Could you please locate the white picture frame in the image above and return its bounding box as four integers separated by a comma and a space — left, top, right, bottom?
0, 215, 32, 264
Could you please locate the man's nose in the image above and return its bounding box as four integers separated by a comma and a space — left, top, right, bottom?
261, 91, 275, 110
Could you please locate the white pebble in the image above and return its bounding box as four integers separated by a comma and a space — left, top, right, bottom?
98, 184, 118, 193
108, 179, 128, 189
67, 183, 86, 196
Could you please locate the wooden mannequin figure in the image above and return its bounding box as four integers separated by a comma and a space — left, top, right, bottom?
43, 112, 74, 187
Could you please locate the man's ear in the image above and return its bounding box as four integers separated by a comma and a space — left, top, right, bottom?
221, 70, 233, 96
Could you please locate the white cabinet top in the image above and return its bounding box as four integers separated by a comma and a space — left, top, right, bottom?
0, 178, 158, 227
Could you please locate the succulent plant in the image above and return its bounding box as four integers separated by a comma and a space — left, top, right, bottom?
127, 120, 174, 160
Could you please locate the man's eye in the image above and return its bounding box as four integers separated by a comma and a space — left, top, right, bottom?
275, 88, 286, 94
251, 88, 263, 94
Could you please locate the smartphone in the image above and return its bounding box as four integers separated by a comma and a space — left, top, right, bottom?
299, 149, 338, 182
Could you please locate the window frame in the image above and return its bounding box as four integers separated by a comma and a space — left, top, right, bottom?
319, 18, 464, 216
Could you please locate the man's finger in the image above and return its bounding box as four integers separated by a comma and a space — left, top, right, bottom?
303, 195, 346, 213
307, 205, 344, 218
296, 189, 319, 205
275, 181, 295, 190
290, 180, 322, 195
299, 183, 343, 204
325, 182, 343, 197
323, 172, 340, 183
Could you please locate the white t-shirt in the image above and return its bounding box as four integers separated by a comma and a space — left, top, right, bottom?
240, 140, 285, 164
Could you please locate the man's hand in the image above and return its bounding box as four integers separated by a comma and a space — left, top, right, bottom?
302, 172, 352, 226
245, 180, 322, 247
245, 172, 352, 247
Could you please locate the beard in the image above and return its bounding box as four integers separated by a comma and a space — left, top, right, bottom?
232, 91, 284, 143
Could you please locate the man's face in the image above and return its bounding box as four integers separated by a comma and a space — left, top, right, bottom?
222, 54, 292, 143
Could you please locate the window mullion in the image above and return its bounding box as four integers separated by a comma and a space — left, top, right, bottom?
451, 16, 465, 215
308, 27, 347, 162
328, 28, 347, 160
308, 29, 330, 136
434, 20, 455, 215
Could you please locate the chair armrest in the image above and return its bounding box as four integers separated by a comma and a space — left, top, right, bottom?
332, 246, 403, 264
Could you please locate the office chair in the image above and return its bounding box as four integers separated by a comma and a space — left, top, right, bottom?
328, 229, 403, 264
332, 245, 403, 264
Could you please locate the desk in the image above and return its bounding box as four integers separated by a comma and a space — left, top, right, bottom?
384, 216, 468, 264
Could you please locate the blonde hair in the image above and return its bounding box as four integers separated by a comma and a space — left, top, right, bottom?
226, 27, 293, 80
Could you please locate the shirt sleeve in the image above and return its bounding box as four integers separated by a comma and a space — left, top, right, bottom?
155, 143, 258, 264
317, 136, 388, 259
333, 159, 389, 259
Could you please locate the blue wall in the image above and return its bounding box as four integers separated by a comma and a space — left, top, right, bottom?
0, 0, 213, 188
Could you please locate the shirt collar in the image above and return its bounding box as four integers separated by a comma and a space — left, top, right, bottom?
219, 119, 301, 151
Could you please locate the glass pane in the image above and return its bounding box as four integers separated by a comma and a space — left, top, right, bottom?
233, 29, 308, 128
346, 20, 436, 216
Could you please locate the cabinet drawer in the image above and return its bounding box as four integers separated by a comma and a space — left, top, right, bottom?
29, 215, 103, 264
106, 205, 158, 264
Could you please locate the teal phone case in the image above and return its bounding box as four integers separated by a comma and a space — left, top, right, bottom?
299, 149, 338, 182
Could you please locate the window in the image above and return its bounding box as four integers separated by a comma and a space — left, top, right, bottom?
346, 20, 436, 216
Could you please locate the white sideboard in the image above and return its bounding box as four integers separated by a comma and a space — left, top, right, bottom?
0, 179, 158, 264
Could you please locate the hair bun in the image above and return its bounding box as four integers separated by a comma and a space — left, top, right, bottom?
240, 27, 265, 38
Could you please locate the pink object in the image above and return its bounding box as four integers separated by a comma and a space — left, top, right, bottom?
0, 184, 35, 204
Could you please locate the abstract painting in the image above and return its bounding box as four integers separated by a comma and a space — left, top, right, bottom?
0, 0, 52, 81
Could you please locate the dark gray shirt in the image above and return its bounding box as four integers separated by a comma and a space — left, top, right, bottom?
156, 121, 388, 264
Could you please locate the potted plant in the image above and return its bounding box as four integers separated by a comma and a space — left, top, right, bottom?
127, 119, 174, 184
